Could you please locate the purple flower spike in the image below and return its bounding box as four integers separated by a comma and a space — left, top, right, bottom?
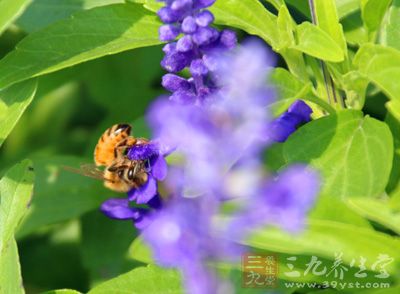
170, 89, 197, 104
162, 42, 177, 54
162, 74, 191, 92
219, 29, 237, 49
176, 35, 194, 52
192, 27, 218, 45
195, 10, 214, 27
182, 16, 197, 34
158, 0, 237, 105
228, 165, 320, 238
193, 0, 216, 9
190, 59, 208, 76
161, 51, 190, 72
157, 7, 180, 23
159, 24, 180, 41
171, 0, 193, 11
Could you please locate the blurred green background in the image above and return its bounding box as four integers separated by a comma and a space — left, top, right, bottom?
0, 3, 167, 292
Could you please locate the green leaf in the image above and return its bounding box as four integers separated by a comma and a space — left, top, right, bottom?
346, 198, 400, 234
16, 0, 124, 33
342, 11, 369, 46
269, 68, 310, 115
81, 211, 138, 286
128, 236, 153, 264
245, 219, 400, 274
0, 0, 32, 35
212, 0, 279, 47
313, 0, 347, 55
0, 159, 34, 252
41, 290, 82, 294
0, 238, 24, 294
310, 195, 372, 228
285, 0, 360, 19
354, 44, 400, 103
386, 110, 400, 193
276, 5, 295, 50
283, 110, 393, 198
0, 160, 34, 294
361, 0, 392, 32
0, 79, 37, 147
382, 0, 400, 50
16, 156, 110, 238
387, 100, 400, 122
0, 3, 161, 90
269, 68, 335, 114
336, 0, 360, 19
340, 71, 369, 109
88, 265, 182, 294
293, 22, 345, 62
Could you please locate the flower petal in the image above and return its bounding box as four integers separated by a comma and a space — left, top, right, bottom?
128, 176, 158, 204
152, 156, 168, 180
100, 198, 140, 220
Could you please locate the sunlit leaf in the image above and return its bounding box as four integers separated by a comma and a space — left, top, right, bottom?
382, 0, 400, 50
346, 198, 400, 235
284, 110, 393, 198
354, 44, 400, 103
0, 3, 161, 90
88, 265, 182, 294
361, 0, 391, 32
41, 290, 82, 294
0, 0, 32, 35
293, 22, 345, 62
0, 160, 34, 294
16, 156, 114, 238
245, 219, 400, 274
0, 79, 37, 147
16, 0, 123, 32
313, 0, 347, 54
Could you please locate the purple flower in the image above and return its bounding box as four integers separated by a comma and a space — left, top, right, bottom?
100, 195, 162, 229
149, 40, 276, 197
141, 195, 236, 294
158, 0, 237, 105
268, 100, 313, 142
229, 165, 320, 238
126, 141, 169, 204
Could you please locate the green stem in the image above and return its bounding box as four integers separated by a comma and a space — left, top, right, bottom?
308, 0, 345, 109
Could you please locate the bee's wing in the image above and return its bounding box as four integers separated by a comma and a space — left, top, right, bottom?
62, 164, 113, 182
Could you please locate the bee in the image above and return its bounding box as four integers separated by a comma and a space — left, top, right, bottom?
63, 123, 150, 193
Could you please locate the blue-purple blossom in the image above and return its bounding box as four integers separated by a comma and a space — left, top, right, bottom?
158, 0, 237, 104
101, 195, 162, 229
149, 40, 276, 198
268, 100, 313, 142
126, 141, 169, 204
142, 195, 239, 294
143, 39, 320, 293
100, 141, 169, 226
228, 165, 320, 239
